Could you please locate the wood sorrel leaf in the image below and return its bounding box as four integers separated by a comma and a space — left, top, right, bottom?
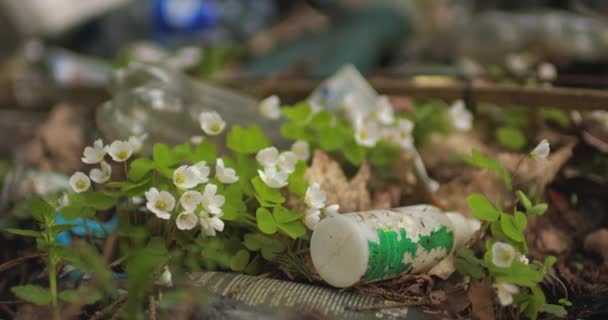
273, 206, 303, 224
466, 194, 499, 222
500, 213, 525, 242
256, 207, 277, 234
287, 161, 307, 196
281, 102, 311, 123
277, 220, 306, 239
11, 285, 51, 305
227, 125, 271, 154
229, 250, 250, 271
496, 126, 526, 151
251, 177, 285, 205
153, 143, 176, 168
344, 140, 366, 165
128, 158, 155, 181
189, 140, 216, 163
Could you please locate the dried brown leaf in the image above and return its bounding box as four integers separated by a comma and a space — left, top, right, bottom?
584, 229, 608, 267
24, 104, 86, 173
305, 150, 371, 212
468, 278, 496, 320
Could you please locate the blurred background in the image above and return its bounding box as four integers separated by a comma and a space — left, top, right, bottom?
3, 0, 608, 220
2, 1, 608, 318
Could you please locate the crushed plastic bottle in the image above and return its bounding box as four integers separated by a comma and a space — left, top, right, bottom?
96, 63, 281, 150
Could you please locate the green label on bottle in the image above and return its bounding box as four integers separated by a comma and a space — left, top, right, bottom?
363, 225, 454, 282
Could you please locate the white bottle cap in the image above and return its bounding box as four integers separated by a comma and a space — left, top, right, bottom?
310, 214, 369, 288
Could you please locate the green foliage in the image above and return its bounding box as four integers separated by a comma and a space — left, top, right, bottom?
229, 250, 250, 271
281, 102, 312, 123
413, 100, 448, 145
227, 125, 272, 154
496, 126, 527, 151
454, 248, 485, 279
287, 162, 307, 196
466, 194, 499, 221
243, 233, 286, 260
251, 177, 285, 206
463, 149, 512, 190
458, 156, 568, 320
540, 109, 570, 127
256, 207, 277, 234
11, 285, 51, 305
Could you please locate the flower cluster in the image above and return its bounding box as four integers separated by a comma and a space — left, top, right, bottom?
147, 158, 239, 235
255, 141, 308, 189
302, 183, 339, 230
339, 94, 415, 150
490, 241, 530, 306
71, 135, 147, 193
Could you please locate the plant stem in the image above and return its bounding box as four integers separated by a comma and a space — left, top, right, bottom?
49, 253, 59, 320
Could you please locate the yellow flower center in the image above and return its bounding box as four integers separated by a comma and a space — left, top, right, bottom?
210, 123, 221, 133
175, 173, 185, 185
359, 130, 368, 140
155, 200, 167, 210
500, 250, 513, 263
75, 180, 86, 189
117, 150, 128, 160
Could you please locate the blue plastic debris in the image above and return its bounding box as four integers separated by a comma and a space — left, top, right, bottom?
55, 212, 118, 246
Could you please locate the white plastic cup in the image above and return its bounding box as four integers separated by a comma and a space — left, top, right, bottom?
310, 205, 479, 288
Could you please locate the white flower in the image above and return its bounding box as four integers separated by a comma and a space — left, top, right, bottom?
258, 166, 289, 188
258, 95, 281, 119
89, 161, 112, 184
172, 165, 200, 189
199, 211, 224, 236
201, 183, 225, 215
199, 111, 226, 136
374, 96, 395, 125
176, 211, 199, 230
530, 139, 550, 162
303, 208, 321, 230
449, 100, 473, 131
323, 204, 340, 217
537, 62, 557, 82
179, 190, 203, 211
354, 121, 381, 147
518, 254, 529, 265
128, 134, 147, 154
590, 110, 608, 129
491, 242, 516, 268
256, 146, 279, 167
386, 119, 415, 149
155, 266, 173, 287
278, 151, 298, 173
505, 53, 531, 76
106, 141, 133, 162
192, 161, 210, 183
81, 139, 106, 164
494, 282, 519, 306
190, 135, 204, 144
70, 171, 91, 193
215, 158, 239, 184
305, 183, 326, 209
145, 187, 175, 219
291, 140, 310, 161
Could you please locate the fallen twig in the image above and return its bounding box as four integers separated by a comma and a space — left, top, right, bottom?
0, 253, 47, 273
89, 295, 127, 320
148, 295, 157, 320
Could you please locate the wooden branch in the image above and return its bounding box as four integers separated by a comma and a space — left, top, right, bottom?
225, 77, 608, 110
